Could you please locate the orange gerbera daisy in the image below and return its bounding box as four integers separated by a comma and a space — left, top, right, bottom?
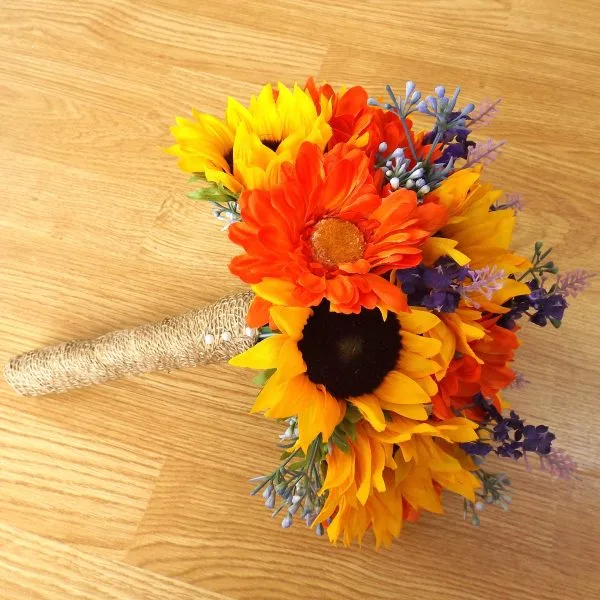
229, 142, 448, 326
431, 315, 520, 421
304, 78, 439, 168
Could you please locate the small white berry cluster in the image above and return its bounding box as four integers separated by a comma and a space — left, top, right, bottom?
203, 327, 256, 345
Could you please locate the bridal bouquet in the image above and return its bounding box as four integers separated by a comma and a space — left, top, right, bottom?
167, 79, 590, 547
7, 79, 588, 549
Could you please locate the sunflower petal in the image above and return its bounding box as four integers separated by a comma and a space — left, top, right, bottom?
350, 394, 387, 432
269, 306, 312, 339
229, 334, 285, 369
375, 371, 431, 405
396, 309, 441, 334
400, 331, 442, 358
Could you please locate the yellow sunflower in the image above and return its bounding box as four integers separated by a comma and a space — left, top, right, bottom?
230, 301, 443, 451
422, 167, 530, 273
419, 166, 531, 314
167, 82, 332, 193
314, 418, 480, 547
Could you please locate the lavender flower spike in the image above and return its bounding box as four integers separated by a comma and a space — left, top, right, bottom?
539, 448, 578, 480
461, 266, 505, 305
505, 192, 525, 212
509, 372, 530, 389
469, 98, 502, 128
464, 139, 506, 167
556, 269, 596, 298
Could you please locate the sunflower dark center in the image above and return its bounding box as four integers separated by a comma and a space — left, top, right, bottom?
224, 148, 234, 172
261, 138, 281, 153
297, 301, 402, 399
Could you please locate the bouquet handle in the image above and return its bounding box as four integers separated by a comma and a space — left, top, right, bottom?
4, 291, 257, 397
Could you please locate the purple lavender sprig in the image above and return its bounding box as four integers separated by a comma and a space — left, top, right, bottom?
538, 448, 578, 480
461, 266, 505, 306
556, 269, 596, 298
462, 398, 556, 461
463, 138, 506, 167
468, 98, 502, 128
493, 192, 525, 213
509, 371, 530, 389
396, 257, 470, 312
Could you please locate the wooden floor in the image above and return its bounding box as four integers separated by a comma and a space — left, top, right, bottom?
1, 1, 600, 598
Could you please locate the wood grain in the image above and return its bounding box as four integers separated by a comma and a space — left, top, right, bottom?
1, 1, 599, 598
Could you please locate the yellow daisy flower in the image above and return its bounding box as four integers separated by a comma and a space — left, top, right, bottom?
230, 302, 443, 452
167, 82, 332, 193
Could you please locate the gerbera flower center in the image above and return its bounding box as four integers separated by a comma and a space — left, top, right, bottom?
297, 301, 401, 399
310, 218, 366, 269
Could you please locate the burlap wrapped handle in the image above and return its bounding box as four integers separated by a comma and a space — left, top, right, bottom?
4, 291, 257, 397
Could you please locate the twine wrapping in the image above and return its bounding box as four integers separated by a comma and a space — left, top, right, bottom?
4, 291, 257, 397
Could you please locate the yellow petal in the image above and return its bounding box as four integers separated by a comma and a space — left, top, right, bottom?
265, 373, 311, 419
381, 403, 429, 420
252, 278, 297, 306
396, 309, 440, 334
204, 168, 242, 194
397, 351, 440, 378
375, 371, 431, 405
322, 444, 355, 491
400, 331, 442, 358
433, 470, 480, 502
251, 374, 285, 413
350, 394, 386, 432
492, 278, 532, 306
275, 339, 306, 381
353, 433, 372, 505
421, 236, 470, 266
226, 96, 253, 130
269, 306, 312, 340
398, 466, 443, 514
229, 334, 285, 369
369, 437, 386, 492
297, 386, 343, 450
415, 375, 438, 396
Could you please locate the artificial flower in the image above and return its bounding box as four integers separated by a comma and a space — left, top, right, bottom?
167, 82, 332, 193
230, 302, 444, 451
304, 77, 437, 166
422, 167, 531, 281
314, 418, 480, 546
229, 142, 447, 325
431, 315, 520, 420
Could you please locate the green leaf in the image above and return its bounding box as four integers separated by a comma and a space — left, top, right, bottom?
331, 430, 350, 453
338, 420, 357, 442
346, 424, 357, 442
186, 181, 239, 203
286, 461, 307, 472
188, 173, 206, 183
549, 317, 562, 329
344, 404, 362, 424
252, 368, 276, 387
186, 188, 209, 200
